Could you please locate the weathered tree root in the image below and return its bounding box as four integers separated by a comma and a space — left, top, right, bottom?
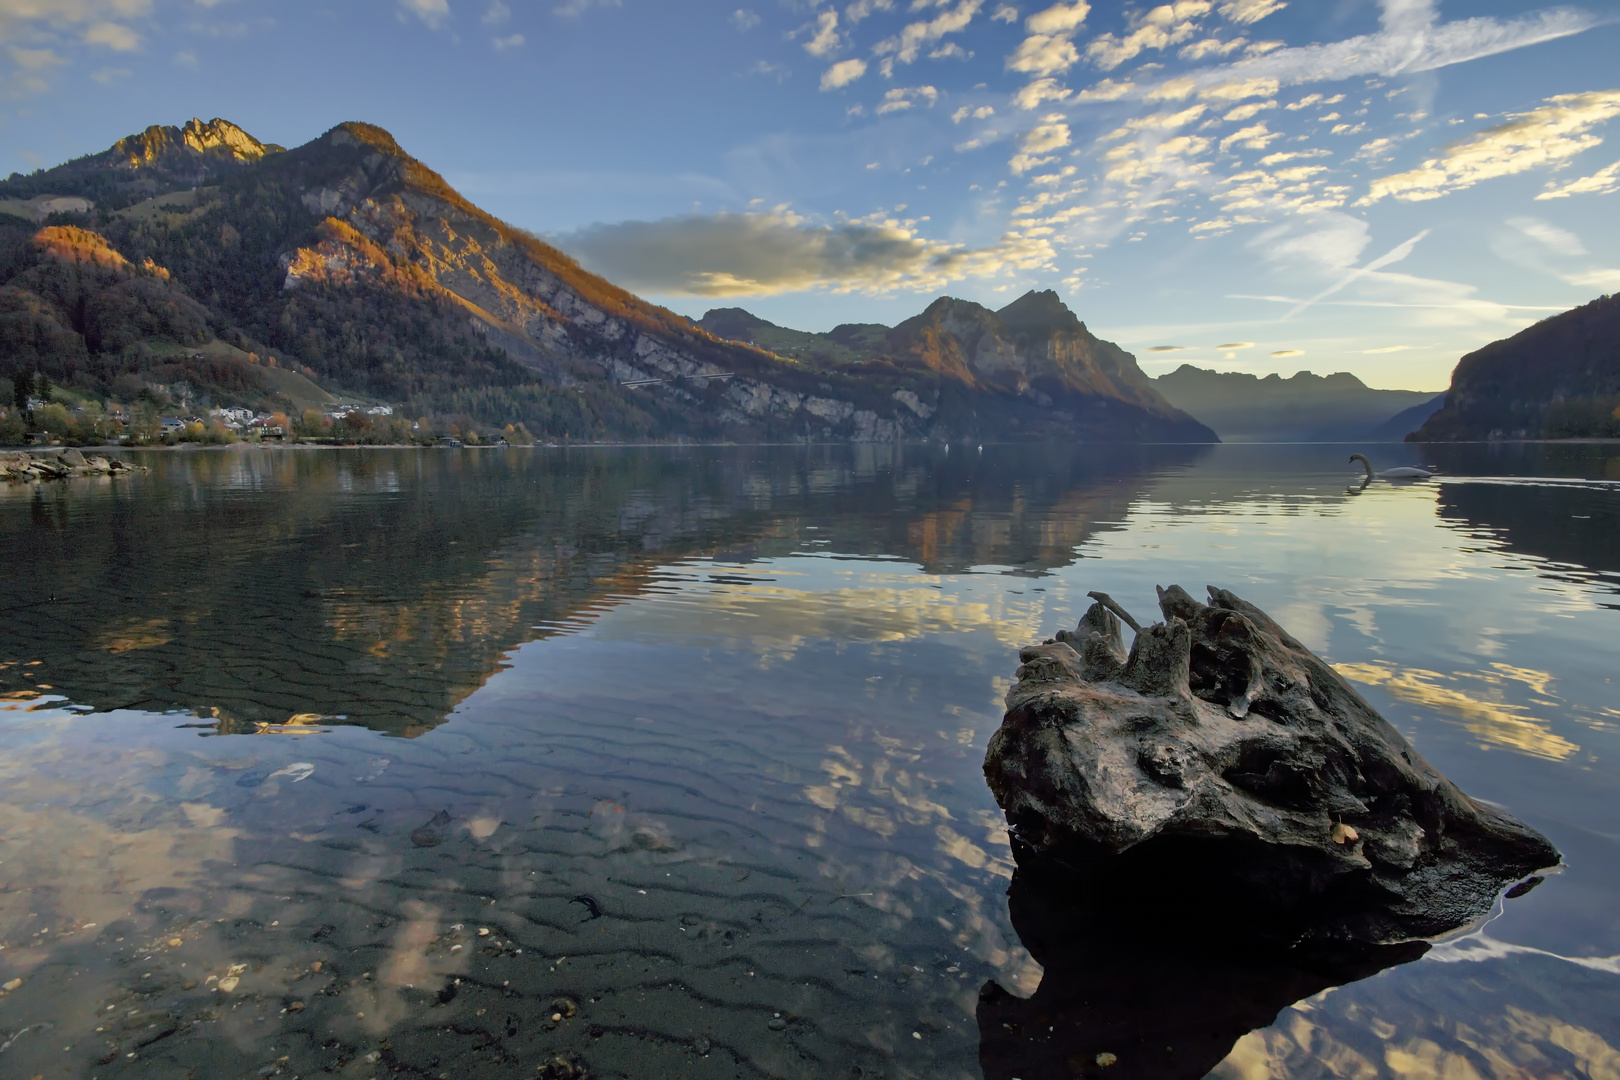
984, 585, 1560, 944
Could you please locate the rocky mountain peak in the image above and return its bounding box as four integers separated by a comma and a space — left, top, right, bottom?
180, 118, 269, 161
997, 289, 1083, 336
112, 118, 270, 169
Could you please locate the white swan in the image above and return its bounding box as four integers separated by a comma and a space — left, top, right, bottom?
1351, 453, 1433, 480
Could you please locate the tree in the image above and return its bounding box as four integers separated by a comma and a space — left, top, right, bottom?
11, 371, 30, 411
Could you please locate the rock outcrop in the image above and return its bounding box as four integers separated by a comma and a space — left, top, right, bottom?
983, 585, 1559, 943
1, 449, 144, 481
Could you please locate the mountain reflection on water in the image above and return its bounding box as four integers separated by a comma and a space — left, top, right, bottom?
0, 444, 1204, 734
0, 441, 1617, 1080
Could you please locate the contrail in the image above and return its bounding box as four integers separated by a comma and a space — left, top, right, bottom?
1282, 229, 1431, 321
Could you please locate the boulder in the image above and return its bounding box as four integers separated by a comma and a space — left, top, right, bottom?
983, 585, 1559, 943
61, 447, 87, 467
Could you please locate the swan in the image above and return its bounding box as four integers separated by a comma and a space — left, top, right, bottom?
1350, 453, 1433, 480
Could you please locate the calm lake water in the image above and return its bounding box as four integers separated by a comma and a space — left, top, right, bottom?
1, 442, 1617, 1080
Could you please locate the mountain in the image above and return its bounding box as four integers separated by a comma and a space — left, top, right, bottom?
1412, 293, 1620, 440
1150, 366, 1442, 442
695, 292, 1215, 441
0, 117, 1213, 444
1368, 394, 1445, 442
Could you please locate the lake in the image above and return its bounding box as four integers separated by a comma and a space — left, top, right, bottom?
1, 441, 1617, 1080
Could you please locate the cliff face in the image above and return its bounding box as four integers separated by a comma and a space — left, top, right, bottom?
0, 118, 1214, 443
1153, 366, 1441, 442
1414, 294, 1620, 440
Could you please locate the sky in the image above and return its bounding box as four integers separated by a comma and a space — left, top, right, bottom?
2, 0, 1619, 390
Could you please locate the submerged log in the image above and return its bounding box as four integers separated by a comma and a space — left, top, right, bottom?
983, 585, 1560, 944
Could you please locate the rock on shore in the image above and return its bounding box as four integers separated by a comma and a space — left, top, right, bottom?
983, 585, 1560, 943
0, 449, 145, 481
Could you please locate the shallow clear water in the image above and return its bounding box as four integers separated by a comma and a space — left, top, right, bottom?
0, 442, 1616, 1080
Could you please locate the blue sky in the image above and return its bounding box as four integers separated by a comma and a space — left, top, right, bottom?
3, 0, 1618, 389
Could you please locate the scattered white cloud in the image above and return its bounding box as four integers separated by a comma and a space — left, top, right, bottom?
1536, 157, 1620, 199
1219, 121, 1278, 151
1075, 77, 1135, 102
1361, 90, 1620, 204
805, 9, 842, 58
820, 57, 867, 89
877, 0, 983, 65
171, 48, 197, 68
1200, 76, 1277, 102
845, 0, 895, 22
1222, 99, 1274, 122
952, 103, 995, 122
1270, 348, 1304, 357
1217, 0, 1284, 24
1025, 1, 1088, 35
483, 0, 510, 23
1180, 36, 1246, 61
90, 64, 127, 82
991, 3, 1019, 21
1086, 1, 1212, 72
554, 0, 621, 16
1013, 76, 1070, 109
399, 0, 450, 28
1007, 31, 1077, 77
1010, 116, 1070, 173
876, 84, 939, 114
83, 20, 139, 49
558, 209, 1054, 296
731, 8, 760, 31
1508, 216, 1585, 256
492, 31, 523, 49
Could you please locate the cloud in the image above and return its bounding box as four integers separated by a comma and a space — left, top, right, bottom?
991, 3, 1018, 21
876, 0, 982, 64
820, 57, 867, 89
805, 10, 841, 58
1361, 91, 1620, 204
1007, 32, 1078, 77
172, 47, 197, 67
1270, 348, 1304, 357
845, 0, 894, 20
492, 32, 523, 49
1074, 77, 1134, 101
1508, 216, 1586, 257
1217, 0, 1284, 23
557, 209, 1054, 296
731, 8, 760, 31
1086, 0, 1212, 72
1005, 0, 1090, 80
1146, 344, 1194, 351
1010, 117, 1070, 173
1013, 76, 1070, 109
1025, 1, 1088, 35
1216, 341, 1254, 348
483, 0, 510, 23
1199, 76, 1276, 101
876, 85, 938, 114
1119, 0, 1599, 109
398, 0, 450, 27
83, 20, 139, 48
554, 0, 621, 16
1223, 100, 1274, 121
1536, 157, 1620, 199
952, 103, 994, 121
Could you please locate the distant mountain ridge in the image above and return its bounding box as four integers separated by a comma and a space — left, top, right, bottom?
0, 117, 1213, 444
1151, 365, 1442, 442
1413, 293, 1620, 440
